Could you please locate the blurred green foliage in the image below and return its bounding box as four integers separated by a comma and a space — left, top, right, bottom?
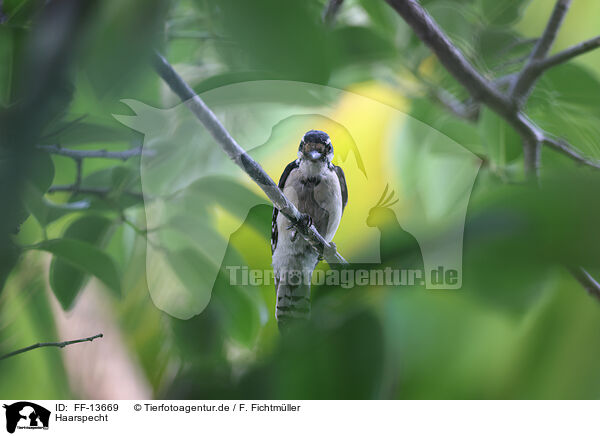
1, 0, 600, 400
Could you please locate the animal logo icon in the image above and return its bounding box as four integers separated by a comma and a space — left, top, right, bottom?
3, 402, 50, 434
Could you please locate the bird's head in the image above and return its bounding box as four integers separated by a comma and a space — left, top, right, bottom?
298, 130, 333, 163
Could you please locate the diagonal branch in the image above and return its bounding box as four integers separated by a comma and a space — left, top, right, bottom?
384, 0, 510, 113
542, 136, 600, 170
152, 52, 347, 264
383, 0, 537, 142
510, 0, 572, 104
533, 35, 600, 73
0, 333, 103, 361
569, 267, 600, 300
383, 0, 600, 301
529, 0, 571, 61
383, 0, 600, 174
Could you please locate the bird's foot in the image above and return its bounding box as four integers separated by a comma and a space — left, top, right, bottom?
287, 213, 313, 231
298, 213, 313, 229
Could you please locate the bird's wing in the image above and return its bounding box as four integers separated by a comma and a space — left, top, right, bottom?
333, 164, 348, 212
271, 160, 299, 254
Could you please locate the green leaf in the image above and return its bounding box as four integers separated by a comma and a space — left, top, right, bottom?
2, 0, 44, 26
333, 26, 397, 66
213, 0, 334, 83
479, 0, 531, 26
528, 64, 600, 160
41, 118, 140, 146
0, 27, 14, 107
478, 107, 522, 170
49, 216, 114, 310
476, 29, 531, 73
357, 0, 399, 35
186, 176, 268, 222
36, 238, 121, 309
29, 151, 56, 193
409, 99, 483, 155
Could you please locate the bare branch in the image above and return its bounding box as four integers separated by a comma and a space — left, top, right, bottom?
533, 35, 600, 72
542, 136, 600, 170
382, 0, 595, 175
152, 52, 347, 264
522, 137, 542, 181
322, 0, 344, 26
384, 0, 600, 298
38, 145, 148, 161
384, 0, 510, 113
510, 0, 572, 103
494, 73, 518, 91
569, 267, 600, 301
532, 0, 572, 61
0, 333, 103, 361
383, 0, 540, 143
74, 158, 83, 190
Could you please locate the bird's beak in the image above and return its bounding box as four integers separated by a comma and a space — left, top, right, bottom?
307, 150, 322, 161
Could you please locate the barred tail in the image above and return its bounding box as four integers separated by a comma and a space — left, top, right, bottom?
275, 279, 311, 331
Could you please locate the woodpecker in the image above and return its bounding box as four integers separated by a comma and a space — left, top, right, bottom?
271, 130, 348, 330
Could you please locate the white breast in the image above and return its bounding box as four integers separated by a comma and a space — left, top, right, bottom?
313, 168, 342, 241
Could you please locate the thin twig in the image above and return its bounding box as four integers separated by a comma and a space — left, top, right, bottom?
0, 333, 103, 361
38, 145, 148, 161
542, 136, 600, 169
568, 267, 600, 300
510, 0, 572, 103
383, 0, 600, 175
530, 0, 572, 61
533, 35, 600, 73
384, 0, 600, 298
121, 215, 164, 251
384, 0, 510, 114
74, 158, 83, 190
152, 51, 347, 264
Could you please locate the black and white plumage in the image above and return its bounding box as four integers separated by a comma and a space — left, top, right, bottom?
271, 130, 348, 329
